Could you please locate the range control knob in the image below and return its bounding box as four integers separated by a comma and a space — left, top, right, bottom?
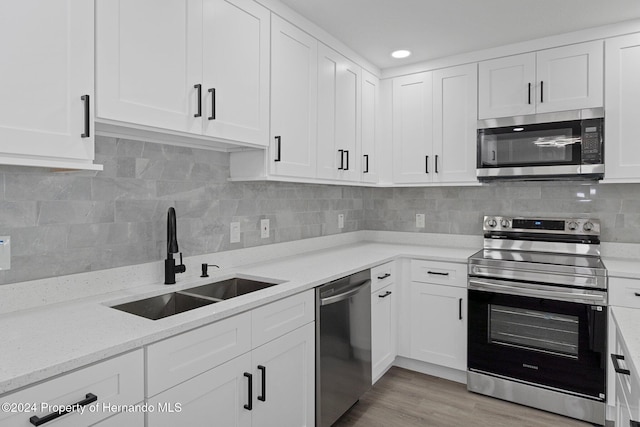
567, 221, 579, 231
486, 218, 497, 228
583, 221, 594, 232
500, 219, 510, 228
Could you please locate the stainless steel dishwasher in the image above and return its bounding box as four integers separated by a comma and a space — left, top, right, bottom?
316, 269, 371, 427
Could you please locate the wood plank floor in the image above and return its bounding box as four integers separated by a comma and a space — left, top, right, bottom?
333, 367, 593, 427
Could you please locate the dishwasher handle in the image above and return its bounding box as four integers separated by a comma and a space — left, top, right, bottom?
320, 280, 371, 306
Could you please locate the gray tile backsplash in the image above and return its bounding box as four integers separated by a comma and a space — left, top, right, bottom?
1, 136, 640, 285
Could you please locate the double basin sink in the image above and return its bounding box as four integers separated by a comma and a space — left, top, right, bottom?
111, 277, 281, 320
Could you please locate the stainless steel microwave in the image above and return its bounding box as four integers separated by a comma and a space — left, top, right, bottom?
476, 109, 604, 181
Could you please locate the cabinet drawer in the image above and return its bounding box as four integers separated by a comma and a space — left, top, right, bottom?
610, 277, 640, 309
410, 260, 466, 287
252, 290, 315, 348
0, 350, 143, 427
371, 261, 396, 293
616, 325, 640, 421
147, 312, 251, 397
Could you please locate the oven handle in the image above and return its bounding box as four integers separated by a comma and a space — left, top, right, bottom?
468, 278, 607, 305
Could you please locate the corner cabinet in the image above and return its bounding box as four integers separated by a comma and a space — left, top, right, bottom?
96, 0, 270, 147
604, 33, 640, 182
392, 64, 477, 185
0, 0, 100, 170
478, 41, 603, 119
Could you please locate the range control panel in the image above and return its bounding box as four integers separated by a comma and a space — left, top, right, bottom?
483, 216, 600, 236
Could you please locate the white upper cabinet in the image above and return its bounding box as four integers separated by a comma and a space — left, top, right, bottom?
479, 41, 603, 119
604, 33, 640, 181
317, 43, 361, 181
269, 15, 318, 178
392, 72, 434, 184
361, 70, 380, 184
96, 0, 269, 147
432, 63, 478, 183
0, 0, 99, 169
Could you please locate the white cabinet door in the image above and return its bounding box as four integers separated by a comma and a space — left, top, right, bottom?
410, 282, 466, 370
252, 323, 315, 427
270, 15, 317, 178
605, 33, 640, 181
148, 352, 252, 427
536, 41, 603, 114
317, 43, 361, 181
0, 0, 95, 165
478, 53, 536, 119
201, 0, 269, 145
371, 282, 396, 383
96, 0, 202, 134
361, 70, 380, 183
432, 63, 478, 183
392, 72, 433, 184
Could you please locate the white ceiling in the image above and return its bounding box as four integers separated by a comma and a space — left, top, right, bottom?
278, 0, 640, 69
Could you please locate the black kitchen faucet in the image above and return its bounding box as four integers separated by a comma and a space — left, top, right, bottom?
165, 207, 186, 284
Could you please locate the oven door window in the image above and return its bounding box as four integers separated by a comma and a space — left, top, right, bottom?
468, 289, 606, 400
489, 305, 579, 358
478, 121, 582, 168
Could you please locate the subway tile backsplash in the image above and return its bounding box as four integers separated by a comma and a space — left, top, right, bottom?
0, 136, 639, 285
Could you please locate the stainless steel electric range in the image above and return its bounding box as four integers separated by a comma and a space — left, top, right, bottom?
467, 216, 608, 425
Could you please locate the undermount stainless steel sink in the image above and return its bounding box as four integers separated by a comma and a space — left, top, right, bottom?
111, 292, 215, 320
110, 277, 282, 320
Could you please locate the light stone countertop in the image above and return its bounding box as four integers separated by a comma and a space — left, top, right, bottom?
602, 256, 640, 279
0, 239, 478, 395
612, 307, 640, 383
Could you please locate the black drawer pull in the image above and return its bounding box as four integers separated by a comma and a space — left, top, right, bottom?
244, 372, 253, 410
80, 95, 90, 138
611, 354, 631, 375
378, 291, 392, 298
194, 84, 202, 117
377, 273, 391, 280
258, 365, 266, 402
634, 292, 640, 297
208, 88, 216, 120
29, 393, 97, 426
427, 271, 449, 276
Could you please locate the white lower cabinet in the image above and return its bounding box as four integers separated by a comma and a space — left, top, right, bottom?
0, 350, 144, 427
371, 282, 397, 383
611, 314, 640, 426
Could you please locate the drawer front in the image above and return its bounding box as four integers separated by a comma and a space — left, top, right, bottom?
616, 325, 640, 421
147, 312, 251, 397
410, 259, 466, 287
371, 261, 396, 293
609, 277, 640, 309
252, 290, 314, 349
0, 350, 143, 427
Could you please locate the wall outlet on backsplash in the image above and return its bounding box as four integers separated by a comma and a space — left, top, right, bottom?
416, 214, 425, 229
0, 236, 10, 270
261, 219, 270, 239
230, 222, 241, 243
338, 214, 344, 229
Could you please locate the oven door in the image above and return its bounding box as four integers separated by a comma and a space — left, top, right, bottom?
468, 278, 606, 400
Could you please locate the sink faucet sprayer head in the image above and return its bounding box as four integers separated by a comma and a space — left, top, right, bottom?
167, 207, 179, 255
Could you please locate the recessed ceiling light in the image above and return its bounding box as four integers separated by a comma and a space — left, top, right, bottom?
391, 50, 412, 59
513, 127, 524, 132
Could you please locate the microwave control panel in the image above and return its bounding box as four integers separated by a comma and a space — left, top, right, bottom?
581, 119, 603, 164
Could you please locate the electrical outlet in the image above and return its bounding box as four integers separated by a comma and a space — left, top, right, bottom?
261, 219, 270, 238
230, 222, 241, 243
0, 236, 10, 270
338, 214, 344, 229
416, 213, 425, 228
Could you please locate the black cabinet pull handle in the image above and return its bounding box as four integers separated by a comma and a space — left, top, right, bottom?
194, 84, 202, 117
459, 298, 463, 320
611, 354, 631, 375
492, 150, 496, 161
29, 393, 97, 426
338, 150, 344, 170
427, 271, 449, 276
634, 292, 640, 297
435, 155, 439, 173
258, 365, 266, 402
425, 155, 429, 174
208, 88, 216, 120
528, 83, 531, 105
378, 290, 392, 298
377, 273, 391, 280
344, 150, 349, 171
363, 154, 369, 173
80, 95, 90, 138
244, 372, 253, 410
540, 81, 544, 103
274, 136, 281, 162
